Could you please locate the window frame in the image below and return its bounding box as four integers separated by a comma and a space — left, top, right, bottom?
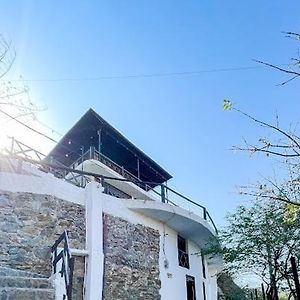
186, 275, 196, 300
177, 235, 190, 269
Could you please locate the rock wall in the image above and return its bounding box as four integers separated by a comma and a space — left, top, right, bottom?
0, 190, 86, 299
103, 214, 161, 300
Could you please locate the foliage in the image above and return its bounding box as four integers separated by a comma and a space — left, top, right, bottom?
223, 99, 233, 111
206, 199, 300, 297
220, 30, 300, 299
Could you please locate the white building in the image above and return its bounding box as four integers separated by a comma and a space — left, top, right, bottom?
0, 109, 222, 300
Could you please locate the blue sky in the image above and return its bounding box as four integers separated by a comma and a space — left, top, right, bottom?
1, 1, 300, 226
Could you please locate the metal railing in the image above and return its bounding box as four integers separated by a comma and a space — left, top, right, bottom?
178, 249, 190, 269
9, 137, 46, 161
69, 147, 160, 191
51, 230, 75, 300
158, 184, 218, 234
5, 137, 218, 234
6, 137, 92, 188
70, 147, 145, 188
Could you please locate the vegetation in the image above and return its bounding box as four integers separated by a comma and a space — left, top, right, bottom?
0, 35, 39, 128
217, 32, 300, 299
209, 199, 300, 298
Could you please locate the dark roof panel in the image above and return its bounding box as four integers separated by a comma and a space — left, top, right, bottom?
46, 108, 172, 185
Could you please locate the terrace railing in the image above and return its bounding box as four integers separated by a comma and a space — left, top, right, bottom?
150, 184, 218, 234
6, 136, 91, 187
6, 137, 218, 234
9, 137, 46, 161
69, 147, 159, 192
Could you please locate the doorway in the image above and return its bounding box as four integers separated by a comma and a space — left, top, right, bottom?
186, 275, 196, 300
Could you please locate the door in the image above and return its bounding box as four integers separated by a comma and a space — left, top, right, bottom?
186, 275, 196, 300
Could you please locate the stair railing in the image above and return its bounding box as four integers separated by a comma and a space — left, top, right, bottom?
51, 230, 75, 300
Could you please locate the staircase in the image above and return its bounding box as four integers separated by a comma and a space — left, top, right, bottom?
0, 267, 55, 300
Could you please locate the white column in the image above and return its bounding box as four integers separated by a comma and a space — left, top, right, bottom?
85, 181, 105, 300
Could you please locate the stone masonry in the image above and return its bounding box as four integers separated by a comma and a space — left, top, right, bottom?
103, 214, 161, 300
0, 190, 86, 299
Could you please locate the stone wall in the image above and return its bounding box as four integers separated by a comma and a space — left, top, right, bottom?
103, 214, 161, 300
0, 190, 86, 298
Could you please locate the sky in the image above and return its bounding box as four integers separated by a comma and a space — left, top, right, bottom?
0, 1, 300, 227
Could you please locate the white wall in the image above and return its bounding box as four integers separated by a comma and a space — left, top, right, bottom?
0, 159, 85, 205
0, 160, 218, 300
101, 193, 218, 300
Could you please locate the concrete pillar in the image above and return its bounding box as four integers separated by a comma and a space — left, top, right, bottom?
85, 181, 104, 300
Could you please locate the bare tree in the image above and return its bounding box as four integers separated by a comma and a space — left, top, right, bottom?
255, 31, 300, 86
0, 35, 40, 128
223, 31, 300, 208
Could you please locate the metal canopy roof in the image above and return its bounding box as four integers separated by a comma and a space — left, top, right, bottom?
46, 108, 172, 185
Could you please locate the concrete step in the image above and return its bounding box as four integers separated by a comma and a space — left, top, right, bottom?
0, 276, 53, 289
0, 267, 47, 279
0, 287, 55, 300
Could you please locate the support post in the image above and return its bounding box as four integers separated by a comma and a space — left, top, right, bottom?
81, 146, 84, 187
161, 185, 166, 203
137, 158, 140, 180
90, 146, 95, 159
10, 136, 15, 154
100, 176, 105, 188
97, 129, 102, 154
85, 182, 105, 300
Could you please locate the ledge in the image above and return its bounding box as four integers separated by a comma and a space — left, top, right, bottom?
125, 199, 216, 249
73, 159, 159, 201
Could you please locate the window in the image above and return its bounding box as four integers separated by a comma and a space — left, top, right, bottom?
201, 252, 206, 279
186, 275, 196, 300
178, 235, 189, 269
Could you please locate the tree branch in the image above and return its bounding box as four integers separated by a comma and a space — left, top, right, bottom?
253, 59, 300, 77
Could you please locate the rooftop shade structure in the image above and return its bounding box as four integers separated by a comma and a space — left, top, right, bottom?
46, 108, 172, 186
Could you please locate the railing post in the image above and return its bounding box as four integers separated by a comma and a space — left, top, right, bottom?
100, 176, 105, 188
161, 185, 166, 203
10, 136, 15, 154
137, 158, 140, 179
90, 146, 95, 159
53, 248, 57, 273
97, 129, 102, 154
68, 257, 75, 299
203, 208, 207, 220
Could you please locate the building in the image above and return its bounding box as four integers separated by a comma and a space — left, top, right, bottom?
0, 109, 222, 299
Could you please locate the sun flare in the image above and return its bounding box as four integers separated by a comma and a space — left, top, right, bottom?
0, 105, 55, 156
